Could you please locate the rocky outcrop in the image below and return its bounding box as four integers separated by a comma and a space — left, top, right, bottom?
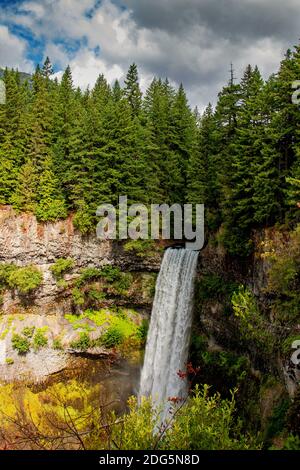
0, 207, 162, 314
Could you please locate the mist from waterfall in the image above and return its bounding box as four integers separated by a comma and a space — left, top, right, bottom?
139, 248, 199, 420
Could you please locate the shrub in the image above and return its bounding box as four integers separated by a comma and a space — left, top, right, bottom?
71, 287, 85, 306
281, 435, 300, 450
101, 326, 124, 348
231, 285, 275, 353
75, 268, 102, 287
99, 265, 121, 283
9, 266, 43, 294
124, 240, 157, 258
51, 258, 74, 280
11, 334, 31, 354
70, 332, 91, 351
73, 209, 94, 234
33, 328, 48, 351
53, 337, 64, 350
136, 319, 149, 343
0, 264, 17, 289
110, 385, 260, 450
22, 326, 35, 338
113, 273, 133, 295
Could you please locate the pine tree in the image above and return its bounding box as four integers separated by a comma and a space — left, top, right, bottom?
187, 103, 220, 230
42, 57, 54, 79
223, 65, 265, 255
11, 158, 38, 212
35, 155, 67, 221
0, 69, 29, 204
124, 63, 142, 117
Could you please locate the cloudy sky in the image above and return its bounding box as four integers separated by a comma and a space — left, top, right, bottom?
0, 0, 299, 109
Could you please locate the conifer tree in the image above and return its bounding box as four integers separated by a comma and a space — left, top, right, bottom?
124, 63, 142, 117
35, 155, 67, 221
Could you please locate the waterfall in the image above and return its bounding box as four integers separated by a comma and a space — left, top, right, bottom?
139, 248, 199, 420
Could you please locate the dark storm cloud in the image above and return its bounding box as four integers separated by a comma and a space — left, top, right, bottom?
124, 0, 300, 42
121, 0, 300, 108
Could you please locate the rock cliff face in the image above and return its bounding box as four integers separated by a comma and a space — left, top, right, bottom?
0, 207, 162, 381
0, 207, 162, 315
196, 231, 300, 399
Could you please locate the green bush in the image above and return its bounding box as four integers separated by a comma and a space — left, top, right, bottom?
11, 334, 31, 354
281, 435, 300, 450
75, 268, 103, 287
73, 209, 94, 234
51, 258, 74, 280
9, 266, 43, 294
33, 328, 48, 351
99, 265, 121, 282
101, 326, 125, 348
72, 287, 85, 306
113, 273, 133, 295
136, 319, 149, 343
124, 240, 157, 258
0, 264, 17, 290
231, 285, 275, 353
110, 385, 260, 450
53, 337, 64, 350
70, 332, 91, 351
22, 326, 35, 338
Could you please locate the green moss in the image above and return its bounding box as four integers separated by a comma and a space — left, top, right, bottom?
0, 328, 9, 340
65, 308, 141, 349
5, 357, 14, 365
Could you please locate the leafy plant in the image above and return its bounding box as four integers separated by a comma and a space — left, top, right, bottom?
22, 326, 35, 338
70, 332, 91, 351
11, 334, 31, 354
51, 258, 74, 280
124, 240, 158, 258
9, 266, 43, 294
52, 337, 64, 350
71, 287, 85, 306
231, 285, 275, 353
101, 326, 124, 348
33, 327, 48, 351
136, 319, 149, 343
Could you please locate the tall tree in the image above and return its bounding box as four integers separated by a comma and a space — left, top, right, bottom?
124, 63, 142, 117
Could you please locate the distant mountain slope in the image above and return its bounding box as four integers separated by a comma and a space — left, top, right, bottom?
0, 68, 32, 82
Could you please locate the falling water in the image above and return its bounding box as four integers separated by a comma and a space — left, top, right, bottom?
139, 248, 199, 420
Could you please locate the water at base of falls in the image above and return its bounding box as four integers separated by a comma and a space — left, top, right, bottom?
139, 248, 199, 422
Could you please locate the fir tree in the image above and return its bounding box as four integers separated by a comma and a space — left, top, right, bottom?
124, 63, 142, 117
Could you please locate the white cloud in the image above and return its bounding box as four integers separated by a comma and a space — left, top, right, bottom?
0, 25, 33, 72
63, 48, 124, 89
0, 0, 299, 108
